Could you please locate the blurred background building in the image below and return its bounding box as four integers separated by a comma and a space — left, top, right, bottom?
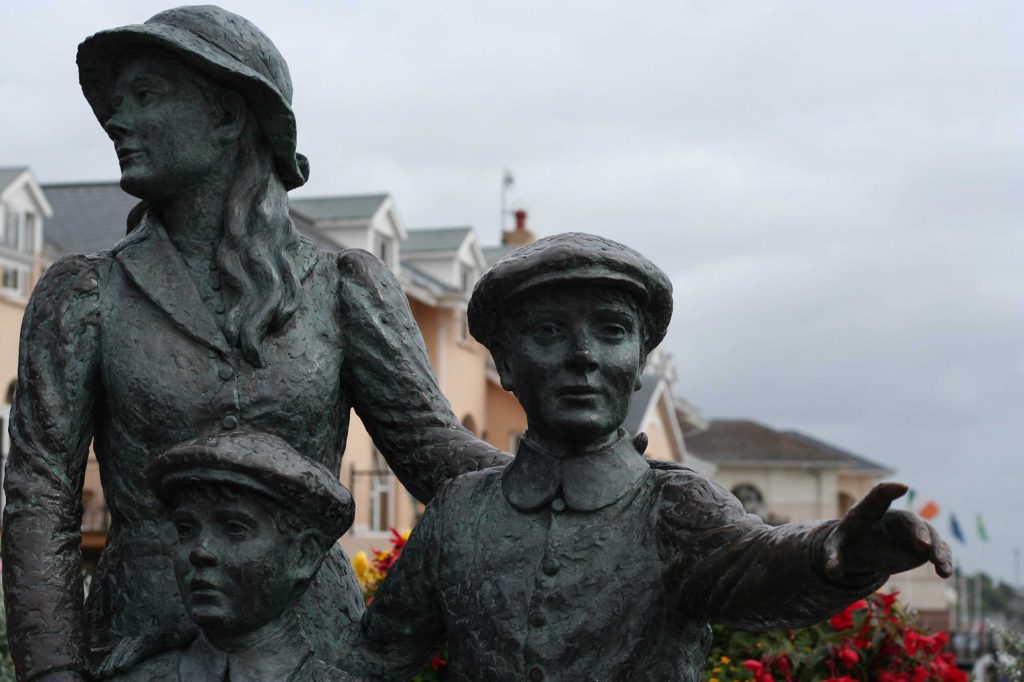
0, 167, 953, 626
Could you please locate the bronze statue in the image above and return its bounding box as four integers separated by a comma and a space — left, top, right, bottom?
352, 233, 953, 680
2, 6, 508, 681
108, 431, 359, 681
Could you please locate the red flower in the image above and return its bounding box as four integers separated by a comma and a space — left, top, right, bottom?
830, 600, 868, 631
822, 677, 858, 682
836, 644, 860, 670
429, 654, 446, 671
743, 659, 775, 682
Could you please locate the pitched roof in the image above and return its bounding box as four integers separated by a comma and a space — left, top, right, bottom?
41, 182, 139, 256
482, 244, 516, 267
289, 194, 388, 222
404, 226, 472, 254
624, 378, 659, 435
400, 260, 459, 294
685, 419, 891, 472
0, 167, 28, 192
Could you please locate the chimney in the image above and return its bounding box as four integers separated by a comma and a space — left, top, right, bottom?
502, 209, 536, 246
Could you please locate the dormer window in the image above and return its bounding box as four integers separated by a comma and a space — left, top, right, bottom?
23, 213, 36, 254
377, 234, 392, 267
2, 211, 20, 250
461, 264, 475, 292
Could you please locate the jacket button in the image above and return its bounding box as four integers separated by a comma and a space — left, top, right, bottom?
222, 415, 239, 429
528, 667, 544, 681
550, 497, 565, 513
529, 612, 545, 627
218, 367, 234, 380
215, 304, 226, 314
542, 558, 559, 576
212, 281, 222, 291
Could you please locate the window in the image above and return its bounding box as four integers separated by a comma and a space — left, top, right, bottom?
731, 484, 765, 516
23, 213, 36, 254
377, 235, 392, 267
2, 211, 20, 250
461, 264, 475, 292
1, 266, 27, 297
459, 310, 470, 343
368, 451, 394, 533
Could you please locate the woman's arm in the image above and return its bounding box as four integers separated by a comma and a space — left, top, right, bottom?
337, 250, 511, 503
3, 255, 104, 681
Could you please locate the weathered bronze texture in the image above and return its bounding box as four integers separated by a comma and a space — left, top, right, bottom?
1, 6, 508, 681
353, 233, 953, 680
108, 431, 357, 681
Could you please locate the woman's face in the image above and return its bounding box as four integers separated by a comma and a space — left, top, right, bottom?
104, 53, 228, 201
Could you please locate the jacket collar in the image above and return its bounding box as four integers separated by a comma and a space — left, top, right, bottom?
178, 617, 314, 682
116, 210, 318, 357
501, 430, 650, 513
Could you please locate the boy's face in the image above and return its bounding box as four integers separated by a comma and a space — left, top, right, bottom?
171, 487, 304, 638
496, 285, 645, 447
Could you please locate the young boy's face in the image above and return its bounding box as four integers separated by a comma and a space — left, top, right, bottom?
170, 486, 303, 638
497, 285, 645, 447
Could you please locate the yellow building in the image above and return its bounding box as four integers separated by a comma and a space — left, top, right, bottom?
686, 418, 951, 630
9, 181, 705, 565
0, 168, 53, 512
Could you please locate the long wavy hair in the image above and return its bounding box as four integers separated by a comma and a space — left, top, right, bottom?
126, 58, 303, 368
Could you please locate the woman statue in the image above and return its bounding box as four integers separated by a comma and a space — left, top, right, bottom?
1, 7, 508, 681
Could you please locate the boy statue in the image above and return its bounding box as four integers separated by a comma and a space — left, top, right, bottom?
351, 233, 952, 681
108, 430, 360, 681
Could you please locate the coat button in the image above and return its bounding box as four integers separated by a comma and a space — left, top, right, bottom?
529, 612, 545, 627
218, 367, 234, 380
211, 281, 222, 291
209, 262, 218, 271
222, 415, 239, 429
528, 667, 544, 681
542, 558, 560, 576
215, 304, 226, 314
550, 497, 565, 513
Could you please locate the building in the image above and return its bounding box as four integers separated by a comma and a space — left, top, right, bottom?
0, 168, 53, 511
687, 418, 951, 629
7, 180, 705, 564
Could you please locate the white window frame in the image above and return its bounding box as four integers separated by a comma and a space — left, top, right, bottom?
2, 210, 21, 251
0, 262, 29, 298
368, 451, 395, 534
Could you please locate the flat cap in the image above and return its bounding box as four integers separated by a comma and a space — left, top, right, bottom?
468, 232, 673, 353
148, 430, 354, 545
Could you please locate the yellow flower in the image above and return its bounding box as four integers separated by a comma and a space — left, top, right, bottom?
399, 528, 412, 541
720, 656, 731, 664
709, 678, 720, 682
352, 551, 369, 584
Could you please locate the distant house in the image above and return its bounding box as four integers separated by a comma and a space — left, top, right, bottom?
0, 168, 53, 513
685, 419, 892, 522
686, 418, 950, 629
21, 181, 708, 561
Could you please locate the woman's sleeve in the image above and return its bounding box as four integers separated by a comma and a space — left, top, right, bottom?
337, 250, 511, 503
2, 254, 104, 681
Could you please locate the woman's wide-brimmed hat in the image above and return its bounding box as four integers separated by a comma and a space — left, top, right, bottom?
77, 4, 309, 190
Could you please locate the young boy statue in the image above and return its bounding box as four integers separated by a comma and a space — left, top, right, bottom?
352, 233, 952, 681
107, 430, 360, 681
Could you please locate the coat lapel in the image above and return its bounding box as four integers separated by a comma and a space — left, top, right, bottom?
116, 214, 232, 356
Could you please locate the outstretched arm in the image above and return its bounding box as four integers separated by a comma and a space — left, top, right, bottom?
338, 250, 511, 503
2, 255, 104, 682
659, 471, 888, 631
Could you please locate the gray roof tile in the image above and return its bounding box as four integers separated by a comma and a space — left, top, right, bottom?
686, 419, 891, 472
289, 194, 388, 222
0, 167, 28, 193
41, 182, 139, 256
404, 226, 472, 254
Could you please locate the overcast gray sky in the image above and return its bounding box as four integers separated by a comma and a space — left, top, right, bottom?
2, 1, 1021, 582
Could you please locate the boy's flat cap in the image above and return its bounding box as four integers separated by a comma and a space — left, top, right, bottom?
468, 232, 672, 353
148, 430, 354, 543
